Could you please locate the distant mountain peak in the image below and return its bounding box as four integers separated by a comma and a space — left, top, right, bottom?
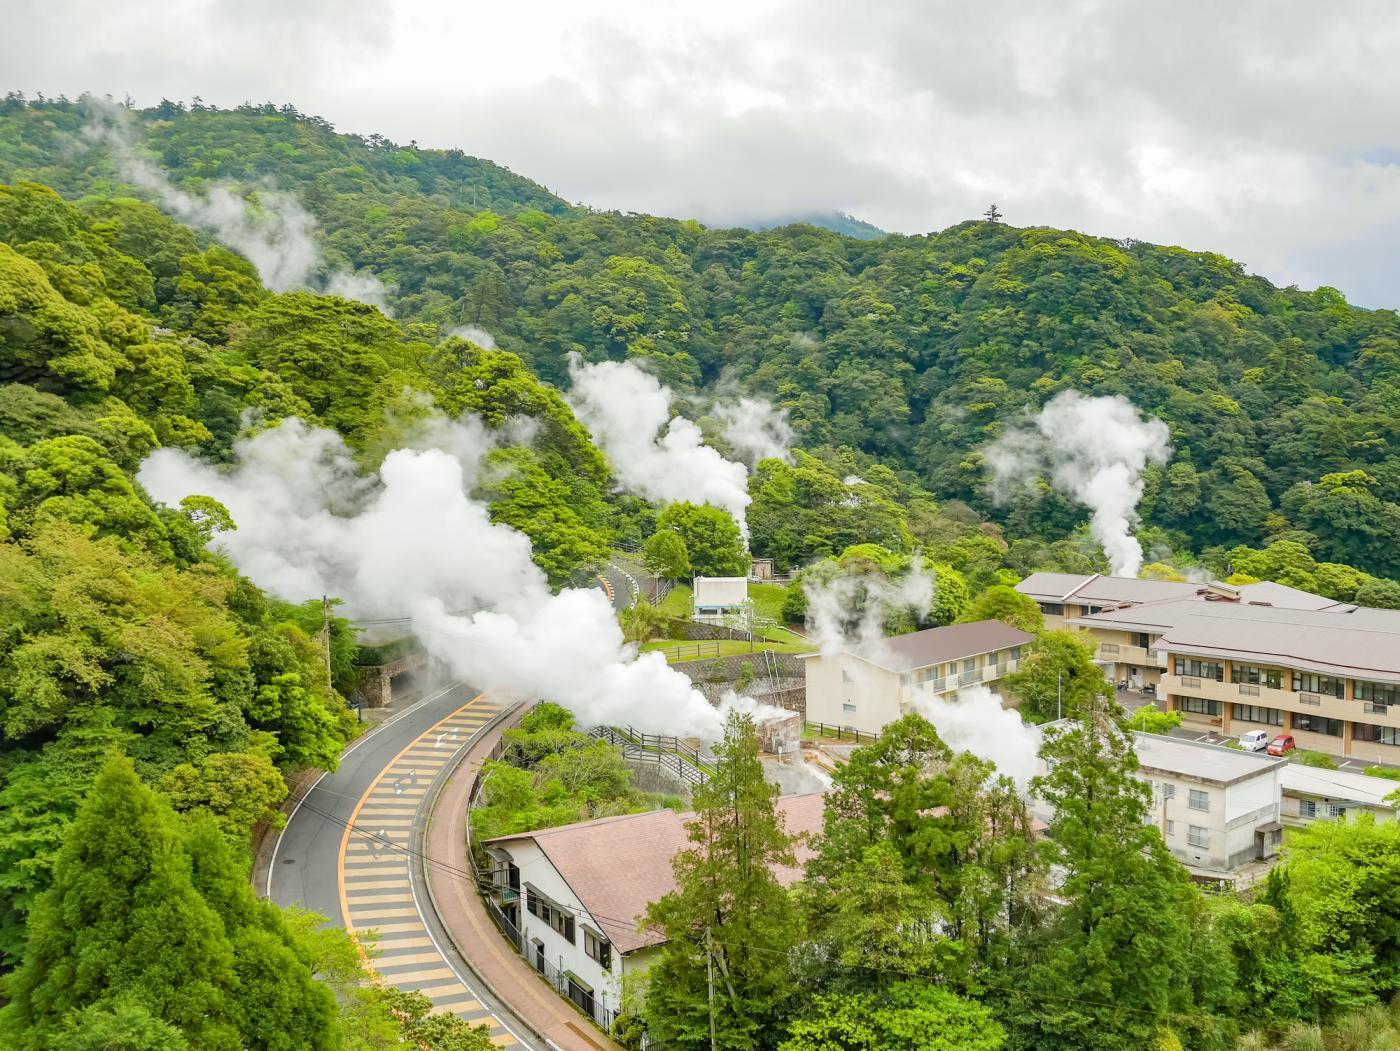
749, 210, 888, 240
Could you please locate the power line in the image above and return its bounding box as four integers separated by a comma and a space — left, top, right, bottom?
287, 795, 1198, 1024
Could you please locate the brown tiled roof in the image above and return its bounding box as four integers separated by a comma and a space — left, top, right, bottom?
1016, 572, 1335, 611
860, 620, 1034, 673
486, 793, 825, 954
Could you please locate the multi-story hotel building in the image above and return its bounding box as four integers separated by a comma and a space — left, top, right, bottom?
1015, 573, 1400, 763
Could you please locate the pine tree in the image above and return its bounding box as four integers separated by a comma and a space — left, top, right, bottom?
0, 758, 242, 1049
1010, 692, 1198, 1050
643, 711, 800, 1050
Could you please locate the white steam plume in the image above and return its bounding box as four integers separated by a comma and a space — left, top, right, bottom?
85, 103, 389, 310
714, 397, 794, 468
136, 416, 771, 740
805, 565, 933, 665
986, 391, 1171, 577
567, 356, 752, 539
450, 325, 497, 349
910, 686, 1042, 791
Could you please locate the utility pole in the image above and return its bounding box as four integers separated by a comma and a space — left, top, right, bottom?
1057, 670, 1063, 721
706, 926, 717, 1051
320, 594, 333, 695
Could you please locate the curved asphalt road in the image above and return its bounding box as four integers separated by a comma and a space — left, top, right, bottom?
597, 561, 639, 611
269, 683, 538, 1047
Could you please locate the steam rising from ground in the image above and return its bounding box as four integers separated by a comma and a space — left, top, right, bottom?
714, 397, 794, 468
567, 356, 754, 538
806, 568, 933, 661
450, 325, 497, 349
136, 416, 760, 740
986, 391, 1171, 577
911, 686, 1041, 791
85, 103, 390, 311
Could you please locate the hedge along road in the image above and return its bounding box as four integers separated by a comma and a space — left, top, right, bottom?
268, 682, 537, 1047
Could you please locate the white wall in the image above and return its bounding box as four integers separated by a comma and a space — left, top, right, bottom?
498, 840, 624, 1016
804, 653, 900, 735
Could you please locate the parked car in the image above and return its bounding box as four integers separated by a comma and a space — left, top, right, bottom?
1266, 734, 1297, 757
1239, 729, 1270, 752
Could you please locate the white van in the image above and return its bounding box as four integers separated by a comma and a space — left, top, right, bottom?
1239, 729, 1270, 752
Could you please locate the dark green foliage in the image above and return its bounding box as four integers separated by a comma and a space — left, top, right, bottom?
643, 712, 800, 1049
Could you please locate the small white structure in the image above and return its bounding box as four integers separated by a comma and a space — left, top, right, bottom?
484, 794, 824, 1025
1280, 764, 1400, 826
691, 576, 750, 625
802, 620, 1034, 737
1134, 732, 1283, 878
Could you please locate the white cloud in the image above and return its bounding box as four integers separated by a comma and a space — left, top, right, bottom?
8, 1, 1400, 304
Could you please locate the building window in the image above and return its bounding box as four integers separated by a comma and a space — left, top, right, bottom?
1294, 713, 1343, 737
1133, 632, 1150, 649
1010, 646, 1023, 661
1326, 803, 1347, 819
841, 670, 854, 684
1292, 672, 1344, 698
584, 928, 612, 971
1176, 658, 1224, 681
1188, 789, 1210, 811
1160, 783, 1176, 799
963, 657, 977, 675
1040, 602, 1064, 616
1233, 703, 1283, 726
1355, 681, 1399, 705
842, 702, 857, 713
900, 673, 911, 687
1187, 825, 1209, 848
1232, 665, 1283, 690
1165, 820, 1175, 836
526, 888, 575, 944
1354, 723, 1400, 746
1177, 696, 1221, 716
1298, 800, 1318, 819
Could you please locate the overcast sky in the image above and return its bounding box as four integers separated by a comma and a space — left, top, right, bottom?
8, 0, 1400, 307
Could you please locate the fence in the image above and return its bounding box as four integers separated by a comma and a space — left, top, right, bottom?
589, 725, 715, 786
655, 640, 726, 661
481, 894, 619, 1032
804, 721, 880, 746
466, 710, 623, 1039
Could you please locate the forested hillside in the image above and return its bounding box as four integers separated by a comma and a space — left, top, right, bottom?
6, 95, 1399, 584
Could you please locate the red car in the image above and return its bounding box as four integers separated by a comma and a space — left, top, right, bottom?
1266, 734, 1296, 757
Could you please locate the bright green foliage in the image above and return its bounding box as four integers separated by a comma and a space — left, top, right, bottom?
653, 501, 748, 578
1003, 629, 1107, 722
373, 988, 495, 1050
957, 584, 1044, 634
160, 748, 288, 835
469, 704, 673, 846
643, 527, 691, 581
643, 712, 800, 1050
619, 598, 670, 644
51, 1000, 190, 1050
1, 758, 242, 1048
1012, 695, 1198, 1050
926, 562, 971, 625
1131, 705, 1184, 735
1277, 816, 1400, 1013
748, 453, 914, 571
804, 713, 1041, 992
780, 982, 1005, 1051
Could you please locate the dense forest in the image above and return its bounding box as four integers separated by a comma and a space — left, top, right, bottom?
5, 95, 1400, 586
2, 92, 1400, 1048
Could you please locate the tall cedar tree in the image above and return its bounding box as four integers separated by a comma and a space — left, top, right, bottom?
643, 712, 800, 1050
0, 758, 339, 1050
1009, 692, 1198, 1050
804, 713, 1041, 992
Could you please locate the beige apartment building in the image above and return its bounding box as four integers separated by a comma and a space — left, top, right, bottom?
1015, 574, 1400, 763
1015, 573, 1334, 691
803, 620, 1034, 736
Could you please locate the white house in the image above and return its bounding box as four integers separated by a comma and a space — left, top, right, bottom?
1134, 732, 1283, 879
483, 794, 824, 1027
1279, 764, 1400, 827
691, 576, 750, 625
802, 620, 1034, 737
1033, 730, 1282, 881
